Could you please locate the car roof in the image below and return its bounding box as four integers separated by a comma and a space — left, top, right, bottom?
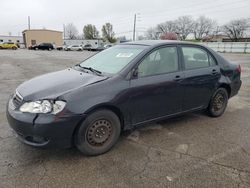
121, 40, 199, 47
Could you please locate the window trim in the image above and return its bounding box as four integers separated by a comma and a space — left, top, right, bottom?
131, 45, 180, 79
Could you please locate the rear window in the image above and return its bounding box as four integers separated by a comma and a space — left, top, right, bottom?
182, 47, 210, 70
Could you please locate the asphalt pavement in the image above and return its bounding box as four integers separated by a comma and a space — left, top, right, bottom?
0, 49, 249, 188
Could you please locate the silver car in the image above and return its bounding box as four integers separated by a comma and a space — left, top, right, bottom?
65, 45, 83, 51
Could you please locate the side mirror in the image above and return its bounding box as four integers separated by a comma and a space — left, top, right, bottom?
132, 68, 139, 78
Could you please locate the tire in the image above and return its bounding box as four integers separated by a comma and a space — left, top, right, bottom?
48, 48, 52, 51
12, 47, 17, 50
207, 88, 228, 117
35, 47, 38, 50
75, 109, 121, 156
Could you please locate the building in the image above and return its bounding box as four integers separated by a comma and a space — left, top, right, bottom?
222, 37, 250, 42
63, 39, 104, 48
22, 29, 63, 47
0, 35, 23, 44
202, 34, 229, 42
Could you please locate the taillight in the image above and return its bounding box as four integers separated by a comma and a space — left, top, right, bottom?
236, 64, 241, 73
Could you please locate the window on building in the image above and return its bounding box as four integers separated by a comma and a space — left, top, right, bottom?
31, 40, 36, 45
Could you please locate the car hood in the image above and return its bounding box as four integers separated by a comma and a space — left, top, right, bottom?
17, 68, 108, 101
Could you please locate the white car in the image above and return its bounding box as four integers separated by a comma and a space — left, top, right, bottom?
104, 44, 114, 49
65, 45, 83, 51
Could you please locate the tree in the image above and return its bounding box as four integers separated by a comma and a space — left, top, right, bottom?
222, 18, 250, 42
146, 27, 160, 40
175, 16, 194, 40
193, 16, 216, 40
83, 24, 99, 39
102, 23, 116, 43
65, 23, 78, 39
157, 21, 177, 34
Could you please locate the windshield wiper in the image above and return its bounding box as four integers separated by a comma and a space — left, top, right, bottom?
76, 64, 102, 76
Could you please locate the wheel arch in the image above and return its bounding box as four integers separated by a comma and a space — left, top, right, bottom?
219, 83, 231, 98
84, 104, 124, 129
71, 103, 125, 146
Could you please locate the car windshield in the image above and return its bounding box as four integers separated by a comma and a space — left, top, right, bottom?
79, 45, 146, 74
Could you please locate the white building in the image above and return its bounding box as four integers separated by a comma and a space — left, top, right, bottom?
63, 39, 104, 48
0, 35, 23, 44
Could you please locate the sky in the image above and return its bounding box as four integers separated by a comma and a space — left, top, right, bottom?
0, 0, 250, 39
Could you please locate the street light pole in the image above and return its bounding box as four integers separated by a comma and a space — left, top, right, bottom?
133, 14, 137, 41
28, 16, 31, 30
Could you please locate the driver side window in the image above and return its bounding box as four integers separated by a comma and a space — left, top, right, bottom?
138, 47, 178, 77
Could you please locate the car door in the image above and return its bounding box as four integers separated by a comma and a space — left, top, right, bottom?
38, 43, 43, 50
3, 43, 8, 48
180, 45, 221, 111
128, 46, 184, 124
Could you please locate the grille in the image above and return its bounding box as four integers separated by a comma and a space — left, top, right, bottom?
12, 91, 23, 107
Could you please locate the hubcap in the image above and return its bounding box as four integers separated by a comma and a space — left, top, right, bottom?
87, 119, 112, 146
212, 93, 225, 112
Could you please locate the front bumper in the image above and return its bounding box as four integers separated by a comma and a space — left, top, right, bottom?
6, 99, 85, 149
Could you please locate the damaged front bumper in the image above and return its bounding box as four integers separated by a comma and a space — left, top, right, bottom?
6, 98, 84, 149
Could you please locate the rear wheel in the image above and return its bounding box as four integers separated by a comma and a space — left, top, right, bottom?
12, 46, 17, 50
75, 109, 121, 156
207, 88, 228, 117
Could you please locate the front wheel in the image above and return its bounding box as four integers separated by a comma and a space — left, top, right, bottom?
207, 88, 228, 117
75, 109, 121, 156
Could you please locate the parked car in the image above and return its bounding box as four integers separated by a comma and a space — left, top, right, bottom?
0, 42, 18, 50
64, 45, 83, 51
94, 46, 105, 51
29, 43, 54, 50
82, 44, 92, 51
104, 44, 113, 49
6, 40, 242, 156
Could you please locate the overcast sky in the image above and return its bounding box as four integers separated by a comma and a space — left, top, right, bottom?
0, 0, 250, 39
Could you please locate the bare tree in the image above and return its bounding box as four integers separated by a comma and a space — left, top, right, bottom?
102, 23, 116, 43
145, 27, 160, 40
222, 18, 250, 42
193, 16, 216, 40
175, 16, 194, 40
83, 24, 99, 39
65, 23, 78, 39
157, 21, 177, 34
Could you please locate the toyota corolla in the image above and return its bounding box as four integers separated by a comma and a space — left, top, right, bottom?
6, 41, 242, 156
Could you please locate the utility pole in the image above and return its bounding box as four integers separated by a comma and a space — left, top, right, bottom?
133, 14, 137, 41
28, 16, 31, 30
63, 24, 66, 40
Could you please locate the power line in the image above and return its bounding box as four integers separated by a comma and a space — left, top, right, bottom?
140, 4, 250, 26
141, 0, 249, 18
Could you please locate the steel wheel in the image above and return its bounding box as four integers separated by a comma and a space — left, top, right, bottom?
75, 109, 121, 156
212, 92, 225, 112
208, 88, 228, 117
86, 119, 113, 146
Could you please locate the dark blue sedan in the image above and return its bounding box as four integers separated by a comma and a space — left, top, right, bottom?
6, 40, 242, 155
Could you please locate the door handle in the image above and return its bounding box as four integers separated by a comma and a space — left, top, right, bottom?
173, 75, 182, 81
211, 69, 218, 75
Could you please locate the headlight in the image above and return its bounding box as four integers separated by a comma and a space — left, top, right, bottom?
19, 100, 66, 114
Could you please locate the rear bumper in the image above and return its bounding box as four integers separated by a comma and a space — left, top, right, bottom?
230, 79, 242, 98
6, 99, 85, 149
